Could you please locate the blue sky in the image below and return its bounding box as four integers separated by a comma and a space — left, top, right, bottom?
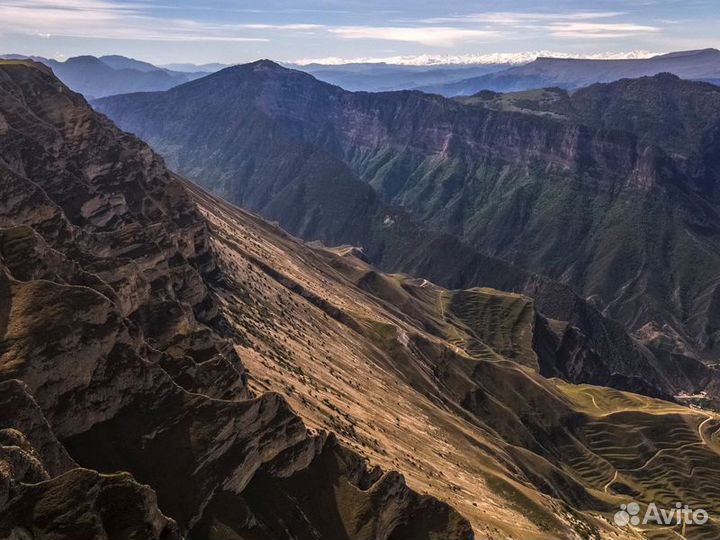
0, 0, 718, 65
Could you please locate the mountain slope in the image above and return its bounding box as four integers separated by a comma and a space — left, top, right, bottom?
1, 54, 204, 99
95, 61, 720, 366
186, 175, 720, 540
293, 62, 509, 92
420, 48, 720, 96
0, 61, 472, 540
99, 54, 166, 72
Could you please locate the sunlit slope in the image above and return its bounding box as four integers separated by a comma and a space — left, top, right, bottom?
188, 180, 720, 540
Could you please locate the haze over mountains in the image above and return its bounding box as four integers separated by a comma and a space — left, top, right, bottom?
421, 48, 720, 96
4, 48, 720, 99
4, 58, 720, 540
0, 53, 206, 99
285, 63, 510, 93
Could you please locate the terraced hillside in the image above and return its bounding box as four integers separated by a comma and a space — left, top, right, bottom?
188, 178, 720, 540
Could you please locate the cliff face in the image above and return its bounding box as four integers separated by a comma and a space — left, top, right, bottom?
95, 61, 720, 395
247, 69, 720, 361
0, 62, 472, 540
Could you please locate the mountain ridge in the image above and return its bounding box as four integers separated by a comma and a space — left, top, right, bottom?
0, 61, 473, 540
418, 48, 720, 96
95, 62, 720, 367
0, 53, 206, 99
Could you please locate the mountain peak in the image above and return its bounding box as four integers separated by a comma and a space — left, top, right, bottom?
247, 59, 286, 70
0, 58, 53, 77
198, 58, 322, 88
63, 55, 106, 66
0, 59, 66, 86
649, 71, 682, 81
211, 59, 293, 78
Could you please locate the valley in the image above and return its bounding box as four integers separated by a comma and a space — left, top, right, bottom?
95, 60, 720, 389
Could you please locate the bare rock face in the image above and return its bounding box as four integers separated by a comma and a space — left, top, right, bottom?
0, 380, 178, 540
0, 62, 472, 539
0, 380, 76, 477
193, 434, 471, 540
0, 469, 181, 540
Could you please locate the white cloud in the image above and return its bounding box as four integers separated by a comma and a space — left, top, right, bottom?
0, 0, 272, 42
549, 22, 661, 39
291, 50, 661, 66
0, 2, 665, 49
241, 23, 324, 30
423, 11, 626, 25
416, 10, 661, 40
329, 26, 497, 47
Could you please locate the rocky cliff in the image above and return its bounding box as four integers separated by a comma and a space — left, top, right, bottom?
0, 61, 472, 540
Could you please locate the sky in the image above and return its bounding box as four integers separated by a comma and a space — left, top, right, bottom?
0, 0, 718, 65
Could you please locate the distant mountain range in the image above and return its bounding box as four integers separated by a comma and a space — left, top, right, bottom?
286, 62, 510, 92
171, 60, 515, 92
292, 50, 659, 66
156, 48, 720, 95
0, 53, 206, 98
95, 60, 720, 399
4, 48, 720, 99
159, 61, 231, 73
419, 48, 720, 95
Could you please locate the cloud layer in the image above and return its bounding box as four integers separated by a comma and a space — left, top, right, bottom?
0, 1, 664, 45
0, 0, 269, 42
328, 26, 498, 47
291, 50, 662, 66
